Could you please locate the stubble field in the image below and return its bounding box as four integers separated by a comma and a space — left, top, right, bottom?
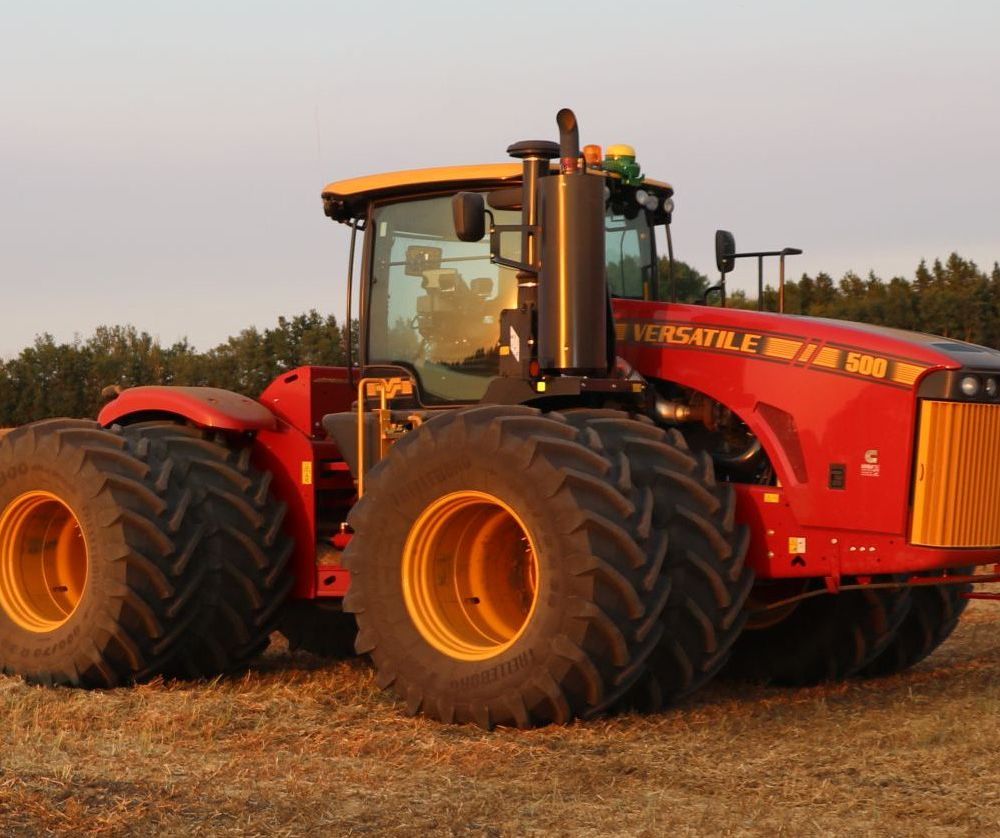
2, 600, 1000, 837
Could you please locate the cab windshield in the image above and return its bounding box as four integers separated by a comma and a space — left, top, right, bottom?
367, 189, 662, 403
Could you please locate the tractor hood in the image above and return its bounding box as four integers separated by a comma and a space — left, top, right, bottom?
612, 300, 1000, 394
793, 314, 1000, 372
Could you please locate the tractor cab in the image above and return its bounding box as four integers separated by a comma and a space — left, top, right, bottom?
322, 153, 675, 405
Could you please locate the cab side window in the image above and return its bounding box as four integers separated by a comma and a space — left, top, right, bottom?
368, 195, 519, 403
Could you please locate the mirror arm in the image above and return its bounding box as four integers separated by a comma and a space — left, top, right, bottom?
489, 219, 541, 274
702, 275, 727, 307
779, 247, 802, 313
757, 255, 764, 312
728, 246, 803, 312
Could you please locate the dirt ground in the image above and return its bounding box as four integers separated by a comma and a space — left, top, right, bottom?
2, 600, 1000, 837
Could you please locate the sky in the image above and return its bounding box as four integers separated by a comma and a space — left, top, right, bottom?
2, 0, 998, 358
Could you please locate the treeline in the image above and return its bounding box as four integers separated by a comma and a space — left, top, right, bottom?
0, 311, 355, 426
677, 253, 1000, 346
2, 253, 998, 426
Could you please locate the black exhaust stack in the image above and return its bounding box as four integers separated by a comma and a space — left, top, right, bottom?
556, 108, 580, 174
536, 108, 608, 375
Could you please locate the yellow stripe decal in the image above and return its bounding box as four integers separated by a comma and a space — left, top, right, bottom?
797, 342, 819, 364
812, 346, 842, 369
760, 336, 804, 360
616, 318, 932, 389
891, 362, 925, 386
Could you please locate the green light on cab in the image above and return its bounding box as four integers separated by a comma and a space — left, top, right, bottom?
603, 144, 644, 186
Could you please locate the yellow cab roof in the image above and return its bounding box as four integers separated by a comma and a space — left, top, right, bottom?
323, 164, 523, 201
321, 163, 673, 217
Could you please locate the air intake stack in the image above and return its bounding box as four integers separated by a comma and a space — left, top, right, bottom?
535, 108, 608, 375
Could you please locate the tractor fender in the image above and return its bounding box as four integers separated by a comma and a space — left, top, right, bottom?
98, 386, 278, 432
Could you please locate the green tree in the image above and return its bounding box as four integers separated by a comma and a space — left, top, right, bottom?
2, 252, 999, 429
0, 311, 356, 424
656, 257, 710, 302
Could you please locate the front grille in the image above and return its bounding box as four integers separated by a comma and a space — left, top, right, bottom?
911, 400, 1000, 547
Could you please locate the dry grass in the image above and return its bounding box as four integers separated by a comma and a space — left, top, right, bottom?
4, 604, 1000, 837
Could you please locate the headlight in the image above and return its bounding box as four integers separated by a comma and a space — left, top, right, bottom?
634, 189, 660, 212
986, 377, 999, 399
960, 375, 981, 397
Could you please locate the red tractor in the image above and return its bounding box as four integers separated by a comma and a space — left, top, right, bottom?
2, 109, 996, 727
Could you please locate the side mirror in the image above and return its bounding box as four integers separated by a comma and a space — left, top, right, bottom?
715, 230, 736, 274
452, 192, 486, 242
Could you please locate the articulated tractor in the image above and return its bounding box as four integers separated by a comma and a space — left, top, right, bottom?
2, 109, 998, 728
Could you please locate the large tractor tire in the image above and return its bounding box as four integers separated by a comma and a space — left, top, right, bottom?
861, 569, 973, 678
726, 579, 912, 686
277, 600, 357, 658
342, 405, 671, 729
0, 419, 206, 686
563, 410, 754, 709
120, 423, 295, 677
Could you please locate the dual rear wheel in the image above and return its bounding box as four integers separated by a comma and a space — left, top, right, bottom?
726, 572, 972, 685
343, 406, 752, 728
0, 420, 208, 686
0, 419, 293, 686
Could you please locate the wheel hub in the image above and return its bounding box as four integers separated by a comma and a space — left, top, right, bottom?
402, 491, 539, 661
0, 491, 89, 632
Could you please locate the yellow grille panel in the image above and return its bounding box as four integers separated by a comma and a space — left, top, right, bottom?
911, 400, 1000, 547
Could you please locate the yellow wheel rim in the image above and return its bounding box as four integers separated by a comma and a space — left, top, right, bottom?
402, 490, 540, 662
0, 491, 89, 632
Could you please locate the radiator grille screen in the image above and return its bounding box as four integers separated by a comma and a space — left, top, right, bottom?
911, 400, 1000, 548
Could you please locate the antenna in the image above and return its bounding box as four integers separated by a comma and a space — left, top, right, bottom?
314, 104, 323, 183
